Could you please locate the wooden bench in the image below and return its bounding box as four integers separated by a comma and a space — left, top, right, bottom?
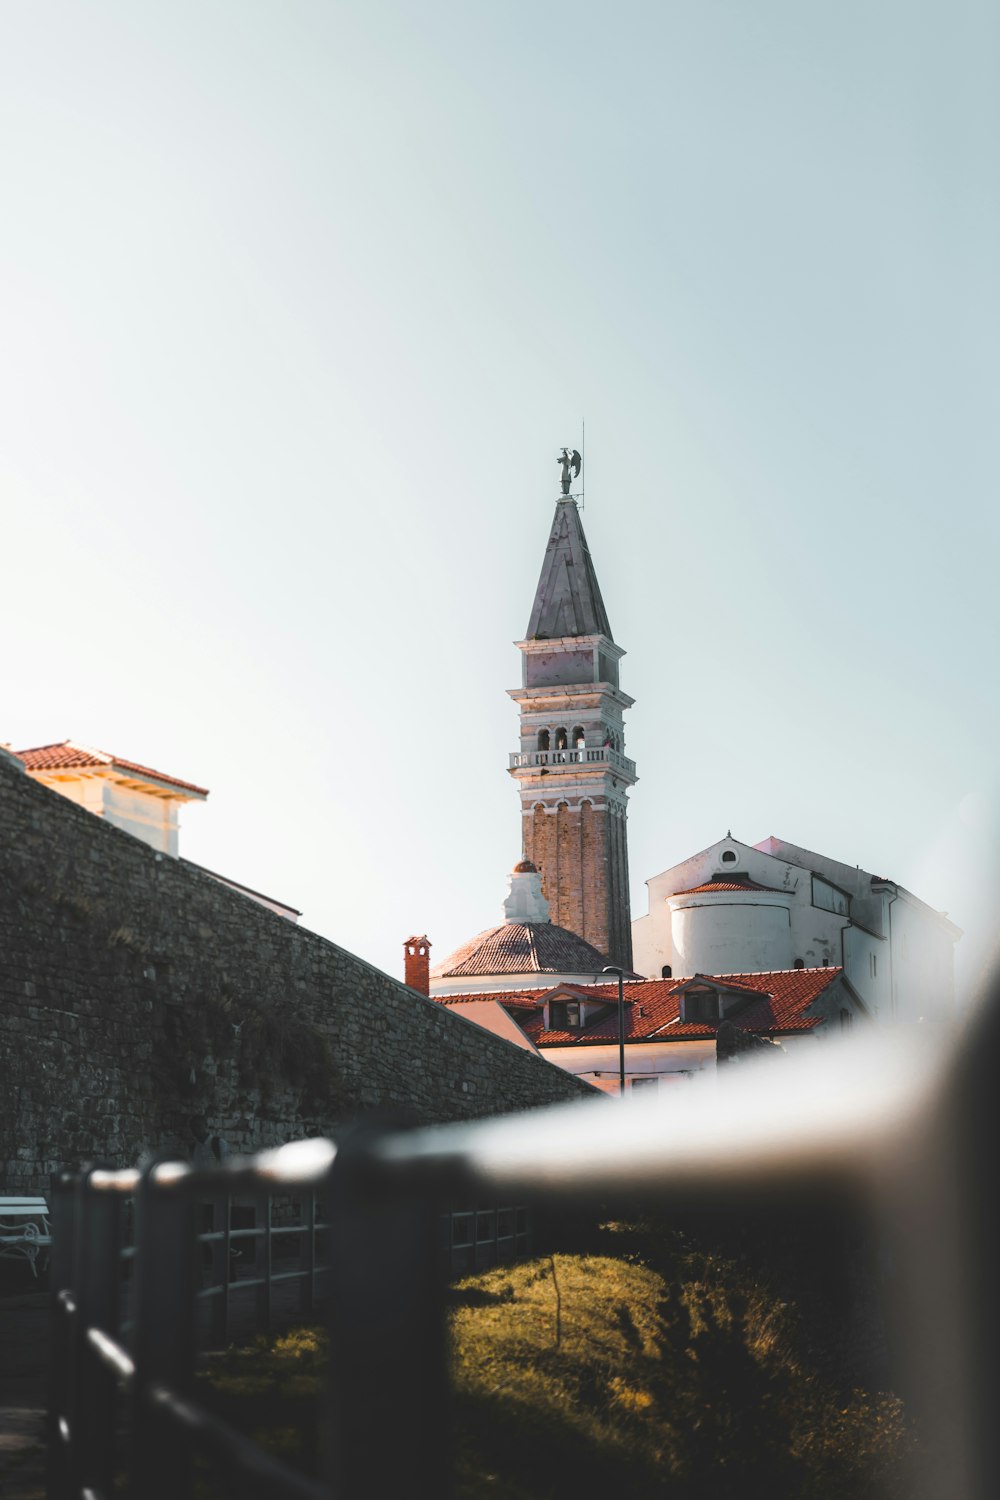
0, 1196, 52, 1277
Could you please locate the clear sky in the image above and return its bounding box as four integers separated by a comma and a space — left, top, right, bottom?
2, 2, 997, 992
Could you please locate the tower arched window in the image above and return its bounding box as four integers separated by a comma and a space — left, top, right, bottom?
537, 729, 550, 752
572, 725, 585, 752
555, 727, 568, 751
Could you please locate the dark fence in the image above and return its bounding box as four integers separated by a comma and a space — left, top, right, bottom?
47, 969, 1000, 1500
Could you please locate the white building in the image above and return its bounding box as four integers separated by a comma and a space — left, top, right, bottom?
632, 833, 960, 1025
12, 739, 300, 921
13, 740, 207, 856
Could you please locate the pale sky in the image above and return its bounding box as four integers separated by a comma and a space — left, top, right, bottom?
2, 2, 997, 992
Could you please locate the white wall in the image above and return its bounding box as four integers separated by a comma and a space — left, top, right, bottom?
541, 1037, 716, 1092
669, 891, 792, 975
632, 834, 958, 1025
24, 770, 187, 856
102, 780, 181, 855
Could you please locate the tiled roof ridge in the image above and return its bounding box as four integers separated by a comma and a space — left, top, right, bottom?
15, 740, 209, 797
671, 880, 787, 896
17, 738, 111, 763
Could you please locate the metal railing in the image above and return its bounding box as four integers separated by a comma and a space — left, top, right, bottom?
48, 967, 1000, 1500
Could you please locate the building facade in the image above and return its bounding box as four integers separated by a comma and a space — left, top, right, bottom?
433, 965, 862, 1094
632, 833, 960, 1024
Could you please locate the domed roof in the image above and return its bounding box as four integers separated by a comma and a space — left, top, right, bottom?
512, 857, 537, 874
431, 921, 610, 980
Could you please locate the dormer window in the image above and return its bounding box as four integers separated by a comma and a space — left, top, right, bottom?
678, 979, 762, 1024
543, 988, 613, 1032
680, 985, 719, 1024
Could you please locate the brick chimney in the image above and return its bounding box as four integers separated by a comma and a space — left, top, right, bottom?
403, 935, 431, 996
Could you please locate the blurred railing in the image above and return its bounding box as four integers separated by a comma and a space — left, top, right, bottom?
47, 968, 1000, 1499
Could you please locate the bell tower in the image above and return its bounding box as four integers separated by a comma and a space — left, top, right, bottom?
508, 455, 637, 968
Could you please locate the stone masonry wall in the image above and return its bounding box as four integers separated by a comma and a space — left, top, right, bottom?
0, 757, 592, 1193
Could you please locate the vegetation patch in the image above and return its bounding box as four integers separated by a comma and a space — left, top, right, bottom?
156, 991, 335, 1108
199, 1235, 914, 1498
451, 1247, 912, 1498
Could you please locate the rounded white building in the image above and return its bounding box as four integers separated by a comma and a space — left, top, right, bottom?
667, 880, 793, 976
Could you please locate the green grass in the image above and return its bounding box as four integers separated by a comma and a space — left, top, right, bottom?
450, 1241, 912, 1499
199, 1230, 914, 1499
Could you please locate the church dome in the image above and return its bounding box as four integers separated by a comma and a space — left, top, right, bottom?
431, 921, 609, 981
512, 858, 537, 873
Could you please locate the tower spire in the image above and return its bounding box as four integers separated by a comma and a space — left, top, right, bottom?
507, 455, 637, 969
526, 492, 612, 641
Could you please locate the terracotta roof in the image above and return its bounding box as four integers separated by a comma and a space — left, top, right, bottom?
671, 880, 785, 896
431, 921, 613, 979
14, 741, 208, 797
433, 967, 844, 1044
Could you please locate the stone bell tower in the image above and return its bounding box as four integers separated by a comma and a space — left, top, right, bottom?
508, 453, 637, 969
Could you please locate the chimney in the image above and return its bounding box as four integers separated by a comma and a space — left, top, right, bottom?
403, 935, 431, 996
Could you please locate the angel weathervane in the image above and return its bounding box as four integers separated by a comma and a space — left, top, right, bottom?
558, 447, 582, 496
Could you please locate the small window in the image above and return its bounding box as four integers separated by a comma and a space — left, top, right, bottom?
537, 729, 550, 752
681, 986, 718, 1024
661, 964, 672, 979
793, 958, 805, 970
721, 850, 737, 864
840, 1008, 853, 1032
870, 952, 878, 978
548, 1000, 580, 1029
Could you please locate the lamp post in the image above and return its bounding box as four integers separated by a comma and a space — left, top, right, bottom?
602, 965, 626, 1099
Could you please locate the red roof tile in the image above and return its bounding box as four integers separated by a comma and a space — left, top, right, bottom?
431, 921, 617, 979
433, 967, 844, 1044
670, 881, 786, 896
14, 741, 208, 797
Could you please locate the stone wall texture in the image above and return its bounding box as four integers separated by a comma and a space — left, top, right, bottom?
0, 757, 592, 1193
